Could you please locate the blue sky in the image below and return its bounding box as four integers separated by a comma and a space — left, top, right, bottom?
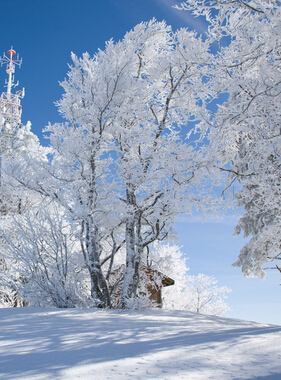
1, 0, 280, 325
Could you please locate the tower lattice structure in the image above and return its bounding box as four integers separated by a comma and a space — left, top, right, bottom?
0, 47, 24, 151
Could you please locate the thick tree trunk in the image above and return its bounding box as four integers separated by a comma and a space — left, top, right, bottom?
120, 187, 142, 308
82, 217, 111, 308
88, 265, 111, 308
83, 150, 111, 308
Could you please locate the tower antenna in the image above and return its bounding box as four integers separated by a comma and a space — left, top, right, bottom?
0, 47, 24, 180
0, 47, 24, 132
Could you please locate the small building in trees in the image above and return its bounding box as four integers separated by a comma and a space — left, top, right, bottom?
109, 265, 174, 308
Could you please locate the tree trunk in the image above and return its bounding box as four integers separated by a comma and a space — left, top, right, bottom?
83, 217, 111, 308
120, 187, 142, 308
84, 150, 111, 308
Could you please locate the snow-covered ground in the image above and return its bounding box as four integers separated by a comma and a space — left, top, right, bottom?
0, 307, 281, 379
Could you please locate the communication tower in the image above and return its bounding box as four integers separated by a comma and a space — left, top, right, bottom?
0, 47, 24, 151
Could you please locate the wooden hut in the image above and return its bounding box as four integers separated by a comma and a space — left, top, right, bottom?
109, 265, 174, 308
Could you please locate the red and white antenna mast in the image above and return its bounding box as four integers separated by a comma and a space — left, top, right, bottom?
0, 47, 25, 130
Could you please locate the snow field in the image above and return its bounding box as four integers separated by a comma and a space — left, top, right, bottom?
0, 307, 281, 379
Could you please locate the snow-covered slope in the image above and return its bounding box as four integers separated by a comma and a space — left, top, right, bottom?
0, 307, 280, 380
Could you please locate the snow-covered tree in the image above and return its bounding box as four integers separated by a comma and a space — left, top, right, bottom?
41, 20, 221, 308
177, 0, 281, 280
0, 122, 50, 307
109, 22, 220, 307
1, 204, 88, 308
182, 274, 231, 315
0, 122, 46, 215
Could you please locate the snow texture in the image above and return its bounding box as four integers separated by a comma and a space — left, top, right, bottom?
0, 307, 280, 379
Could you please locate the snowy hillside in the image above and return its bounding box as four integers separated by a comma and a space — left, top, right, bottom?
0, 308, 280, 380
